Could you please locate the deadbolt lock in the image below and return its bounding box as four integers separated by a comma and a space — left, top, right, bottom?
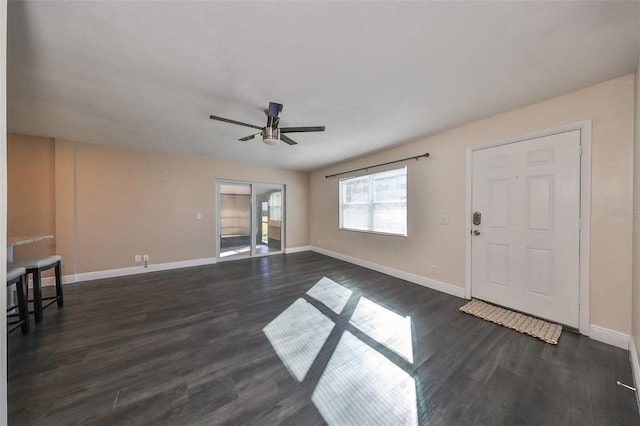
473, 211, 482, 226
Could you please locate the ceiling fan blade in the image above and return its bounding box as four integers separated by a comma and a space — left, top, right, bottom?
239, 133, 261, 141
209, 115, 263, 130
280, 126, 325, 133
268, 102, 283, 117
280, 134, 298, 146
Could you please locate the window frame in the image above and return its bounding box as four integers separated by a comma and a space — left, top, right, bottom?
338, 166, 408, 237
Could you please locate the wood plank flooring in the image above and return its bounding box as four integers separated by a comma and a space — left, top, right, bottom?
7, 252, 639, 425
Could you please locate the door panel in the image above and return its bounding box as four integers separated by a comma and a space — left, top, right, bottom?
487, 243, 509, 286
471, 130, 580, 327
527, 175, 554, 230
489, 179, 509, 228
218, 182, 251, 259
525, 248, 553, 296
254, 184, 283, 255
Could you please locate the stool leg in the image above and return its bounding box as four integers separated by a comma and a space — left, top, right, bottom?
55, 260, 64, 307
32, 270, 43, 324
16, 275, 29, 334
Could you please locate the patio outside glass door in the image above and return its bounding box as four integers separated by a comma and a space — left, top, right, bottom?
217, 181, 284, 260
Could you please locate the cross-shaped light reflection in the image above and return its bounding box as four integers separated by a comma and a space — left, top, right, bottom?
263, 277, 418, 425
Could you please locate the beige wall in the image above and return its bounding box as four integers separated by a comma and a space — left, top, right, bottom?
310, 74, 635, 334
7, 135, 309, 275
7, 134, 56, 259
632, 58, 640, 353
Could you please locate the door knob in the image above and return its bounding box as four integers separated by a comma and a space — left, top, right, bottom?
473, 230, 481, 236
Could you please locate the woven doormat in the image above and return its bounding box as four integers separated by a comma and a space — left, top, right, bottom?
460, 299, 562, 345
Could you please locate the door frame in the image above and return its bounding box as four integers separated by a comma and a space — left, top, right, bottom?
215, 179, 285, 262
465, 120, 592, 334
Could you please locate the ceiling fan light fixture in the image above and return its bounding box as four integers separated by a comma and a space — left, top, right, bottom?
262, 127, 280, 145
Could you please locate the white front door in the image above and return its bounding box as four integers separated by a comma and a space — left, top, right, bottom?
471, 130, 581, 328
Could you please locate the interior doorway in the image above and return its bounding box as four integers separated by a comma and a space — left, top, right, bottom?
217, 180, 284, 260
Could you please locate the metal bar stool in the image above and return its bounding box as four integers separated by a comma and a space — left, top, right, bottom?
11, 255, 63, 324
6, 266, 29, 334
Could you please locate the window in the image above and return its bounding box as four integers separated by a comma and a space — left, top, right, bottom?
269, 192, 282, 221
339, 167, 407, 236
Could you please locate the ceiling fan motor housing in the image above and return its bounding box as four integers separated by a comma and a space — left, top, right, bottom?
262, 127, 280, 145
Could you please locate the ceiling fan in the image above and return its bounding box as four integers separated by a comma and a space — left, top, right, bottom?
209, 102, 325, 145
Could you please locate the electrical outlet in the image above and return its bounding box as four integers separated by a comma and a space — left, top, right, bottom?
430, 265, 437, 274
439, 215, 449, 225
143, 254, 149, 261
134, 255, 142, 263
196, 212, 202, 220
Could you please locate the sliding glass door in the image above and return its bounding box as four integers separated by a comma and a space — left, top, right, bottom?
217, 180, 284, 260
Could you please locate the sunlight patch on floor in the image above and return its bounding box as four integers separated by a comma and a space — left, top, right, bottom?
306, 277, 353, 314
312, 331, 418, 425
219, 246, 251, 258
263, 298, 335, 382
349, 296, 414, 363
264, 276, 419, 426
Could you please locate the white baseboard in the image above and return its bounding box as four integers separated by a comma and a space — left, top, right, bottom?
40, 249, 314, 286
629, 336, 640, 413
589, 324, 630, 349
310, 246, 465, 298
285, 246, 312, 254
39, 257, 218, 286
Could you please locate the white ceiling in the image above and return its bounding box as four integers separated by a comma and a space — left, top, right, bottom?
7, 1, 640, 171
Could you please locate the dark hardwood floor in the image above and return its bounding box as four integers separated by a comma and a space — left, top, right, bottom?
7, 252, 639, 425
